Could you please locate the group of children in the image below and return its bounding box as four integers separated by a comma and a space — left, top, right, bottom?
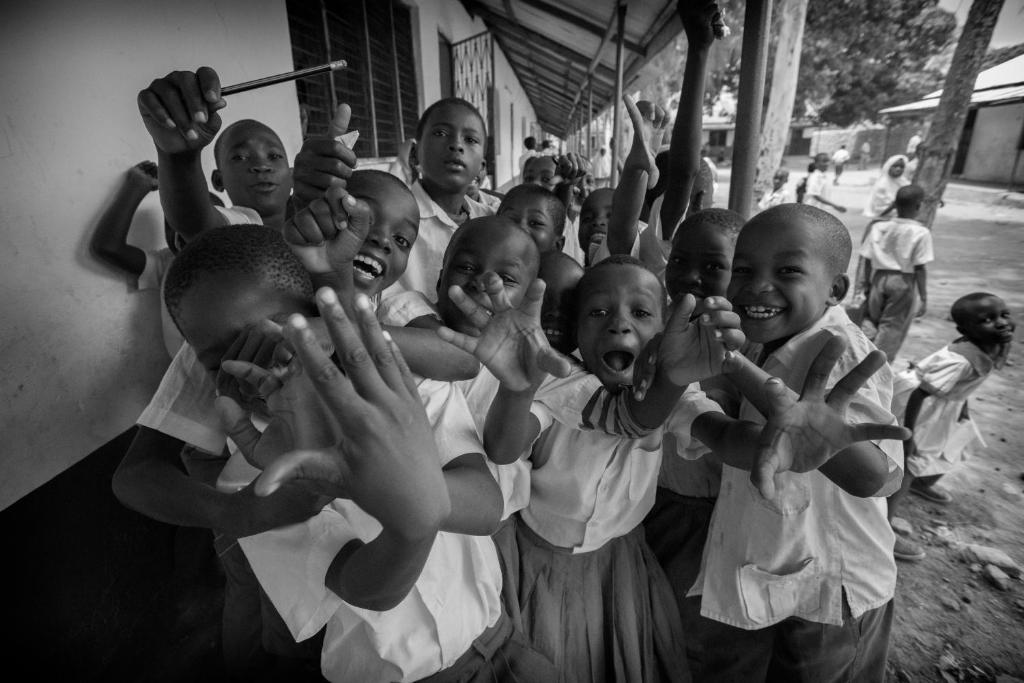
100, 4, 1015, 682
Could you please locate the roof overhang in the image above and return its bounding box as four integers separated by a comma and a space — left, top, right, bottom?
459, 0, 681, 136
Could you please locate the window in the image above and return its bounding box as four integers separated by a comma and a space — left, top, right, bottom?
287, 0, 419, 158
708, 129, 729, 147
439, 32, 453, 100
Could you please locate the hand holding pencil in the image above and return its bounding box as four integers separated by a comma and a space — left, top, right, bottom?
138, 66, 226, 156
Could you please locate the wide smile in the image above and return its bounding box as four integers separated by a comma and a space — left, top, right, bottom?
353, 253, 386, 282
742, 304, 785, 320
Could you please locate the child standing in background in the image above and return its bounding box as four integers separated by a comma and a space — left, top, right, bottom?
91, 161, 186, 358
756, 169, 793, 212
137, 68, 294, 237
803, 153, 847, 214
887, 293, 1014, 561
859, 185, 933, 361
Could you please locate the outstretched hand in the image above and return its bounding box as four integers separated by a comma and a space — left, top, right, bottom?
623, 96, 669, 188
283, 183, 371, 275
292, 104, 358, 208
436, 274, 572, 391
679, 1, 727, 47
752, 334, 911, 500
254, 290, 450, 539
633, 295, 744, 399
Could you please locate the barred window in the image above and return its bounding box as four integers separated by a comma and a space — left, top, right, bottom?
287, 0, 419, 158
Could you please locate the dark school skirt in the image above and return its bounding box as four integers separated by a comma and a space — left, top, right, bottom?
499, 515, 691, 683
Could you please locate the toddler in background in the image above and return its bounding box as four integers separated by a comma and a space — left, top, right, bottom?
497, 184, 567, 254
887, 292, 1014, 561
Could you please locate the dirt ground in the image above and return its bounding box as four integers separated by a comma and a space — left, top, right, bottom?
726, 162, 1024, 682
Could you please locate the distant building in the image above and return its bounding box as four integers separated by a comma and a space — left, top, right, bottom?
879, 54, 1024, 185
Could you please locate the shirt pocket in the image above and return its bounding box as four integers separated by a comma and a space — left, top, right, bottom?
738, 557, 821, 626
746, 474, 811, 516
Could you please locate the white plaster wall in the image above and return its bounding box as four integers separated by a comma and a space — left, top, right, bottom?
962, 103, 1024, 184
0, 0, 302, 510
408, 0, 538, 188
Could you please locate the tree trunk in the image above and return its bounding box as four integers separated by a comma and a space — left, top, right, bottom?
916, 0, 1004, 227
753, 0, 809, 204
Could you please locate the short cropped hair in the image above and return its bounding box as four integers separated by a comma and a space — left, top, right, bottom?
951, 292, 999, 328
213, 119, 282, 167
577, 254, 666, 306
499, 184, 567, 234
524, 136, 537, 150
748, 204, 851, 275
894, 184, 925, 215
346, 168, 417, 210
415, 97, 487, 143
164, 225, 314, 331
672, 208, 744, 248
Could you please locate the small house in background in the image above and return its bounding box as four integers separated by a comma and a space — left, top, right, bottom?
879, 54, 1024, 186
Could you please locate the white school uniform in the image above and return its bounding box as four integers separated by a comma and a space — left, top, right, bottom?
692, 306, 903, 629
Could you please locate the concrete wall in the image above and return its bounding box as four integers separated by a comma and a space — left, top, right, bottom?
0, 0, 302, 511
963, 103, 1024, 184
409, 0, 538, 188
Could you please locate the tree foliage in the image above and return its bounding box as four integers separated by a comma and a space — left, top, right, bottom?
798, 0, 957, 125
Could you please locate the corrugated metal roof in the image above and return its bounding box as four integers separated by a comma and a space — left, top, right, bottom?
879, 54, 1024, 115
459, 0, 680, 136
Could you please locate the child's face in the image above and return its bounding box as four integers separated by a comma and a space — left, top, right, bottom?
416, 103, 485, 195
498, 195, 561, 253
772, 172, 788, 191
576, 264, 664, 390
177, 272, 311, 372
351, 187, 420, 297
665, 223, 733, 303
728, 218, 843, 348
888, 161, 906, 178
215, 124, 292, 217
579, 189, 613, 265
437, 218, 539, 335
959, 296, 1015, 347
523, 157, 558, 192
539, 256, 583, 355
814, 155, 829, 172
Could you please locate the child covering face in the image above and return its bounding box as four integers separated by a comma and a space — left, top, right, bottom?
578, 188, 614, 267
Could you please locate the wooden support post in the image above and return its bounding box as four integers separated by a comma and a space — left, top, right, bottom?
728, 0, 772, 218
611, 1, 626, 187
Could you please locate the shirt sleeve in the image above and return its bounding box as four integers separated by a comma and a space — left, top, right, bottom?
137, 248, 173, 291
664, 385, 724, 460
214, 205, 263, 225
238, 500, 371, 642
912, 230, 934, 266
377, 290, 441, 327
916, 348, 975, 397
419, 379, 484, 467
136, 344, 225, 454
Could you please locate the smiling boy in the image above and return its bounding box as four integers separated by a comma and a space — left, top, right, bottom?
690, 204, 904, 682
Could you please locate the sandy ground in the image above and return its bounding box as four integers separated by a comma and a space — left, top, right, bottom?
722, 162, 1024, 682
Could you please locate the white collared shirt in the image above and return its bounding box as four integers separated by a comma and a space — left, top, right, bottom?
238, 376, 502, 683
385, 181, 493, 302
692, 305, 902, 629
522, 386, 720, 553
859, 217, 934, 273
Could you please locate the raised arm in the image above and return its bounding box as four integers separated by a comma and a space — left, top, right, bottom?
608, 97, 668, 258
137, 67, 228, 239
91, 162, 158, 276
660, 1, 721, 238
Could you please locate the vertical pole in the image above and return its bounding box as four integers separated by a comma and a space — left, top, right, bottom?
587, 81, 594, 159
361, 0, 380, 157
728, 0, 772, 218
388, 0, 405, 140
611, 1, 626, 187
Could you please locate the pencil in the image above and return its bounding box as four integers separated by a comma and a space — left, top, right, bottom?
221, 60, 347, 96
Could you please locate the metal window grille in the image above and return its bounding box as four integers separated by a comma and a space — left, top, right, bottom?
286, 0, 419, 157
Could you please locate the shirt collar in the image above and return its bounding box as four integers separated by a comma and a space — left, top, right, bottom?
411, 181, 488, 228
757, 305, 850, 369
